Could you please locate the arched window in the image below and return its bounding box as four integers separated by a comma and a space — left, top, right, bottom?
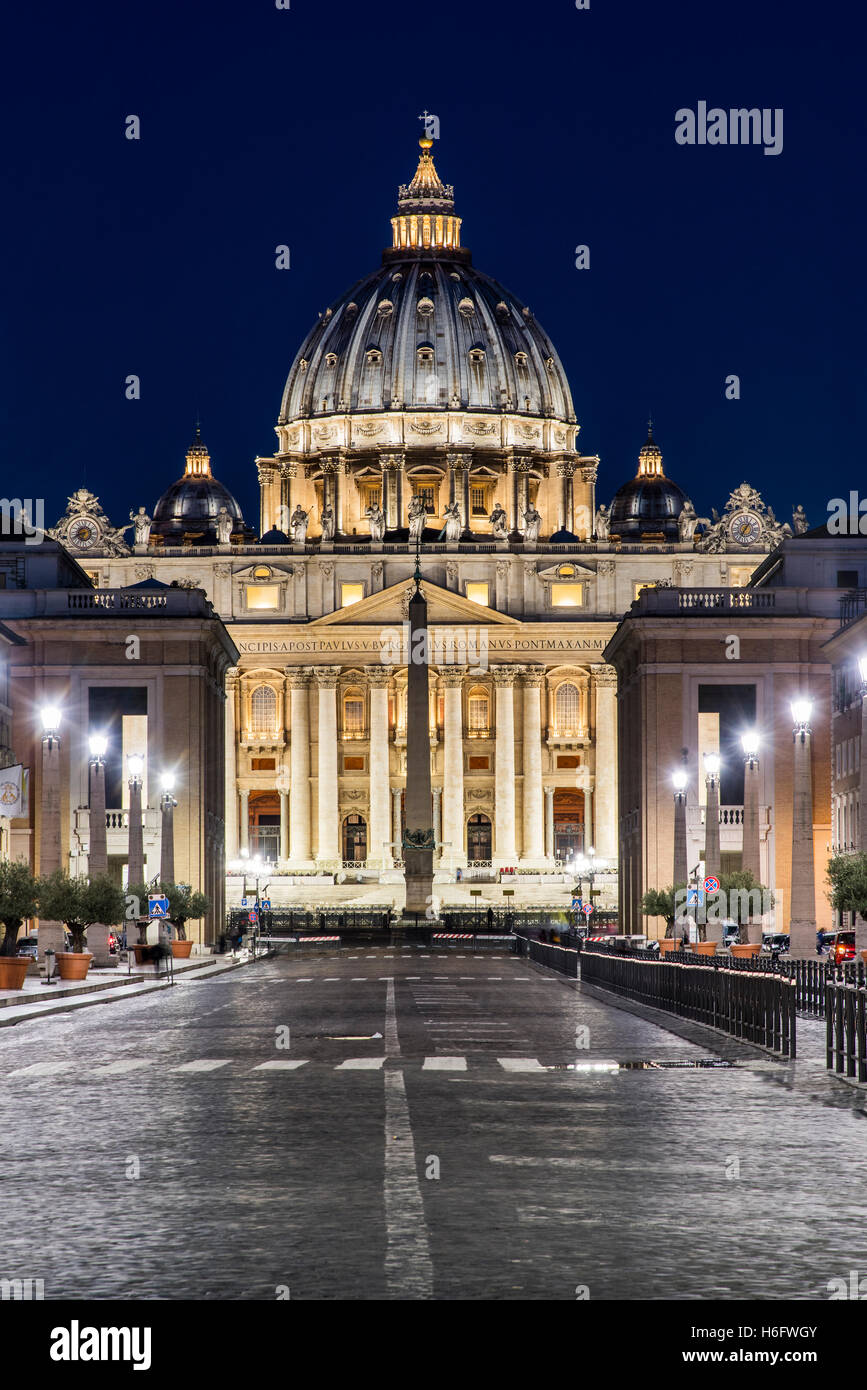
467, 688, 489, 736
251, 685, 277, 736
555, 682, 580, 736
343, 692, 365, 737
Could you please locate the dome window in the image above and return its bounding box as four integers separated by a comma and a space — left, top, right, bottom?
468, 348, 485, 364
377, 299, 394, 316
417, 297, 435, 317
458, 297, 475, 317
545, 356, 556, 372
345, 302, 359, 320
450, 272, 461, 281
496, 302, 510, 321
365, 348, 382, 366
324, 352, 338, 369
416, 346, 434, 364
515, 351, 528, 367
299, 359, 308, 373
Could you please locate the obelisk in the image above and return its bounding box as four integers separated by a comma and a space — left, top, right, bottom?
402, 561, 434, 915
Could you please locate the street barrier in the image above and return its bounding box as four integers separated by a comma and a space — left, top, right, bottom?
826, 979, 867, 1081
514, 935, 579, 977
580, 948, 796, 1059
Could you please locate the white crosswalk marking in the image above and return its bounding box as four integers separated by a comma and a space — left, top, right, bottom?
498, 1058, 546, 1072
253, 1060, 309, 1071
92, 1059, 152, 1076
337, 1057, 385, 1070
9, 1061, 76, 1078
422, 1056, 467, 1071
170, 1059, 233, 1073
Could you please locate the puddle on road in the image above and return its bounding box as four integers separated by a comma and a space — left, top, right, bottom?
549, 1059, 739, 1072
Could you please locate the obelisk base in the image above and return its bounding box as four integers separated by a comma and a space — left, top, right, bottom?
404, 845, 434, 915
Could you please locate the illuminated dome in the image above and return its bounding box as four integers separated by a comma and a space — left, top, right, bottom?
608, 424, 687, 540
278, 139, 575, 425
151, 426, 251, 544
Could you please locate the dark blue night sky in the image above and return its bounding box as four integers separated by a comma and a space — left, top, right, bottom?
3, 0, 862, 535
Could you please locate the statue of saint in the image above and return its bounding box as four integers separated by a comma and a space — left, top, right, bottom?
442, 501, 462, 542
407, 495, 427, 541
677, 499, 698, 542
792, 504, 808, 535
489, 502, 508, 539
321, 503, 335, 540
365, 501, 385, 541
129, 507, 152, 546
594, 504, 610, 541
289, 505, 310, 543
523, 505, 542, 542
215, 507, 234, 545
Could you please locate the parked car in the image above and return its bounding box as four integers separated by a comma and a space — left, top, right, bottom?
761, 933, 790, 958
722, 921, 740, 947
16, 935, 38, 959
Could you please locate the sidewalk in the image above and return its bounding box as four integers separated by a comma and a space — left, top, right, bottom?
0, 948, 265, 1027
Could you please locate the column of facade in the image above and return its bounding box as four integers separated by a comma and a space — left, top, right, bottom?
558, 460, 575, 534
440, 669, 466, 870
287, 668, 312, 864
432, 786, 442, 864
584, 787, 594, 852
521, 667, 545, 862
493, 668, 517, 865
257, 462, 273, 536
314, 667, 340, 863
506, 453, 518, 531
279, 461, 295, 533
380, 452, 404, 531
447, 451, 472, 538
544, 786, 555, 860
239, 789, 250, 855
224, 668, 239, 861
392, 786, 403, 863
592, 666, 618, 861
368, 671, 391, 871
279, 789, 289, 863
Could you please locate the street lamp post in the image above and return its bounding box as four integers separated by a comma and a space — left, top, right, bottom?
856, 659, 867, 955
160, 774, 177, 885
127, 752, 145, 894
789, 698, 816, 958
703, 753, 722, 943
740, 731, 762, 945
39, 706, 65, 959
672, 770, 688, 891
87, 734, 113, 967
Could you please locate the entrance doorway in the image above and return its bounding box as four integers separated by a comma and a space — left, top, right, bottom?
342, 814, 367, 863
553, 788, 584, 863
467, 813, 492, 863
249, 792, 280, 863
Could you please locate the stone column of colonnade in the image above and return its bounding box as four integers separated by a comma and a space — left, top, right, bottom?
493, 668, 517, 865
287, 669, 313, 864
224, 669, 239, 861
368, 670, 391, 870
440, 669, 466, 870
521, 667, 546, 862
593, 665, 618, 862
314, 668, 340, 863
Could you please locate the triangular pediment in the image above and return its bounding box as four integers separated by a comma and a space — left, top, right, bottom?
310, 578, 521, 627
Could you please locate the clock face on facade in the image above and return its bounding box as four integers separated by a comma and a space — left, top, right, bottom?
728, 511, 762, 546
68, 517, 98, 549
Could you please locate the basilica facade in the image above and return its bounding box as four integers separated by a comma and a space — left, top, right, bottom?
47, 138, 808, 909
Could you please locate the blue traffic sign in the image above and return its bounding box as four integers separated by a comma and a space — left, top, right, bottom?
686, 888, 700, 909
261, 899, 271, 910
241, 897, 248, 907
572, 897, 582, 909
148, 894, 169, 919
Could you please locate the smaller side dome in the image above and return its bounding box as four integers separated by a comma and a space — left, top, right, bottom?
151, 424, 253, 545
608, 423, 687, 541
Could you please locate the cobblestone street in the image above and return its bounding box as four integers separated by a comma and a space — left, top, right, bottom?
2, 947, 866, 1301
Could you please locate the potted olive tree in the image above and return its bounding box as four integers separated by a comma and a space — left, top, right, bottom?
640, 885, 686, 952
39, 871, 126, 980
161, 882, 210, 958
0, 860, 40, 990
826, 854, 867, 961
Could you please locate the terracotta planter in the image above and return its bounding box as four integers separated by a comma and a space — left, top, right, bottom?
171, 940, 193, 959
861, 951, 867, 967
730, 943, 762, 959
659, 940, 679, 954
693, 941, 717, 956
0, 956, 31, 990
56, 952, 93, 981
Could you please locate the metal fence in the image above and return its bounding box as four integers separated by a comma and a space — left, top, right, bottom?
826, 980, 867, 1081
580, 948, 796, 1058
514, 935, 579, 977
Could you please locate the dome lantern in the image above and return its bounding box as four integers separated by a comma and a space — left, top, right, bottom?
391, 137, 462, 253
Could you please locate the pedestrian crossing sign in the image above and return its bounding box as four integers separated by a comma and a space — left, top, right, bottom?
148, 895, 169, 919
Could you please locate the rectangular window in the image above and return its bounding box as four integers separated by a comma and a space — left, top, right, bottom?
552, 582, 584, 608
837, 570, 859, 588
340, 583, 364, 607
344, 755, 365, 771
344, 699, 364, 735
415, 485, 436, 513
470, 487, 486, 515
468, 697, 488, 733
465, 582, 489, 606
251, 757, 276, 770
246, 584, 279, 610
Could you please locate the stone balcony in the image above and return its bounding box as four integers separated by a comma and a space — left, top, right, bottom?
74, 806, 160, 858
